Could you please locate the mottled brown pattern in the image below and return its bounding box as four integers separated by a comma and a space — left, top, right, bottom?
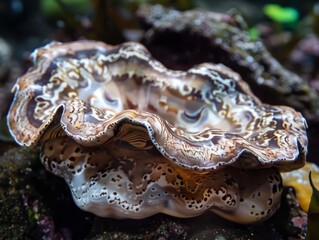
7, 41, 307, 224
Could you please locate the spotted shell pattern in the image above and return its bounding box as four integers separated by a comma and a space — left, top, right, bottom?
7, 41, 307, 224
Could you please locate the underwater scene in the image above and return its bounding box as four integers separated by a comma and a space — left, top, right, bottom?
0, 0, 319, 239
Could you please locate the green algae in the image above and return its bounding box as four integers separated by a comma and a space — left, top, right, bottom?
263, 4, 299, 24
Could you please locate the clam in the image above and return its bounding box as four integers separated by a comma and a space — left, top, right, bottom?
7, 41, 307, 224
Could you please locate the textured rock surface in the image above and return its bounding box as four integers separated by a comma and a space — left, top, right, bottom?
0, 147, 93, 239
271, 187, 307, 240
137, 4, 319, 120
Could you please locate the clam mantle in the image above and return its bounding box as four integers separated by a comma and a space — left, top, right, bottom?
7, 41, 307, 224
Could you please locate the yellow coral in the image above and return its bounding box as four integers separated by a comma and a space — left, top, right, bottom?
281, 162, 319, 211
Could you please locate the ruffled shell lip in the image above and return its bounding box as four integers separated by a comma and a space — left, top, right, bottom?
7, 40, 307, 172
9, 98, 306, 172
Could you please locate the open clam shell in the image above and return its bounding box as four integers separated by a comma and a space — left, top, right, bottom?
7, 41, 307, 223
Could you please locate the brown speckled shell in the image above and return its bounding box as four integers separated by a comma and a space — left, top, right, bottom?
7, 41, 307, 223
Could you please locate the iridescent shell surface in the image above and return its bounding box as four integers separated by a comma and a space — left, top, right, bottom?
7, 41, 308, 224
